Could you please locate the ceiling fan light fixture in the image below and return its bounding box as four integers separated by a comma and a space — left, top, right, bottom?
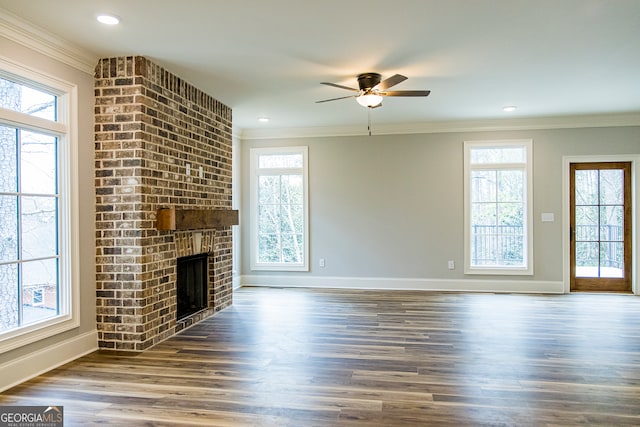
356, 93, 383, 108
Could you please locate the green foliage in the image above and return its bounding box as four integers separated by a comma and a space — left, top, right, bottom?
257, 170, 304, 264
470, 168, 525, 266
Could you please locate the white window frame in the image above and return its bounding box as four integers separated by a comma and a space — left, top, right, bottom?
250, 146, 309, 271
463, 139, 533, 275
0, 58, 80, 353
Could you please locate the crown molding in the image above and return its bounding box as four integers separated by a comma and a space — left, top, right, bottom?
0, 9, 97, 74
238, 112, 640, 140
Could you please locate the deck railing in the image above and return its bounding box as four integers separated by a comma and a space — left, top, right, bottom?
574, 224, 623, 269
471, 224, 623, 269
471, 225, 523, 266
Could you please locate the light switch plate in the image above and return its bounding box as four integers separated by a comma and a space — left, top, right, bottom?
541, 212, 555, 222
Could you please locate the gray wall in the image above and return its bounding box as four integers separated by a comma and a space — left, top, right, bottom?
240, 126, 639, 287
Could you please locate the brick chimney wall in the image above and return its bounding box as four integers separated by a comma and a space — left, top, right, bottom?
94, 56, 233, 351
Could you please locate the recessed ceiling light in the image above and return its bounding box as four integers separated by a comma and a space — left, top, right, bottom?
97, 14, 120, 25
258, 117, 270, 123
503, 106, 517, 112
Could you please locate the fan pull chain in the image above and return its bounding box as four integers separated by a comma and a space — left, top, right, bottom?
368, 107, 372, 136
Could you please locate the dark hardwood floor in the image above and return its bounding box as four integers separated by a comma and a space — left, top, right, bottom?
2, 287, 640, 426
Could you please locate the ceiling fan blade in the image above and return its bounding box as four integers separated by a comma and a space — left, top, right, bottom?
320, 82, 359, 91
379, 90, 431, 97
315, 95, 357, 103
376, 74, 407, 91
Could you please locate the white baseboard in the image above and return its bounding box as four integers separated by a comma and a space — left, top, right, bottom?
0, 330, 98, 392
241, 275, 565, 294
233, 274, 242, 290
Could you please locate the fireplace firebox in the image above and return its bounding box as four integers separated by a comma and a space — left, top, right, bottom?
176, 253, 208, 320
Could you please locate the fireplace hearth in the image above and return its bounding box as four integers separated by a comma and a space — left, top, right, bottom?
176, 253, 209, 320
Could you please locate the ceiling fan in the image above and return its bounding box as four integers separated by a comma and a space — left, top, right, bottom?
316, 72, 430, 108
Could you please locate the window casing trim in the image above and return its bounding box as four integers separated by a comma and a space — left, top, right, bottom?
0, 57, 80, 353
463, 139, 534, 275
250, 146, 309, 272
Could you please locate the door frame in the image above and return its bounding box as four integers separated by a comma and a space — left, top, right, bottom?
570, 161, 632, 291
562, 155, 640, 294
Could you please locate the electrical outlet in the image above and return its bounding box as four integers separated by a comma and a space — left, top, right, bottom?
319, 258, 325, 268
448, 260, 455, 270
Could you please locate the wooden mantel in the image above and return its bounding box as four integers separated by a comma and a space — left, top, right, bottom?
156, 208, 239, 231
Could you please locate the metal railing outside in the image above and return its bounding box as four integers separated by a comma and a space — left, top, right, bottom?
471, 225, 524, 266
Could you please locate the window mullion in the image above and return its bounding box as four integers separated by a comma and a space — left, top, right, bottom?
257, 168, 303, 176
470, 164, 525, 171
16, 128, 23, 328
0, 107, 66, 135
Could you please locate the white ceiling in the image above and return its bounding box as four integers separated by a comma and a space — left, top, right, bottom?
1, 0, 640, 137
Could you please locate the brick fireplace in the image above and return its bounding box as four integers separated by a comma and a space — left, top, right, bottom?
94, 56, 235, 351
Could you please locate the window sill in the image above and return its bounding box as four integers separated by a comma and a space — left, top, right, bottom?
465, 267, 534, 276
0, 315, 79, 354
251, 264, 309, 272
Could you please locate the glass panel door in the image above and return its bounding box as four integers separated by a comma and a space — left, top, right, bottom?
570, 162, 632, 292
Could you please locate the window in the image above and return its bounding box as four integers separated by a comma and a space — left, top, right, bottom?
250, 147, 309, 271
464, 140, 533, 275
0, 59, 79, 352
